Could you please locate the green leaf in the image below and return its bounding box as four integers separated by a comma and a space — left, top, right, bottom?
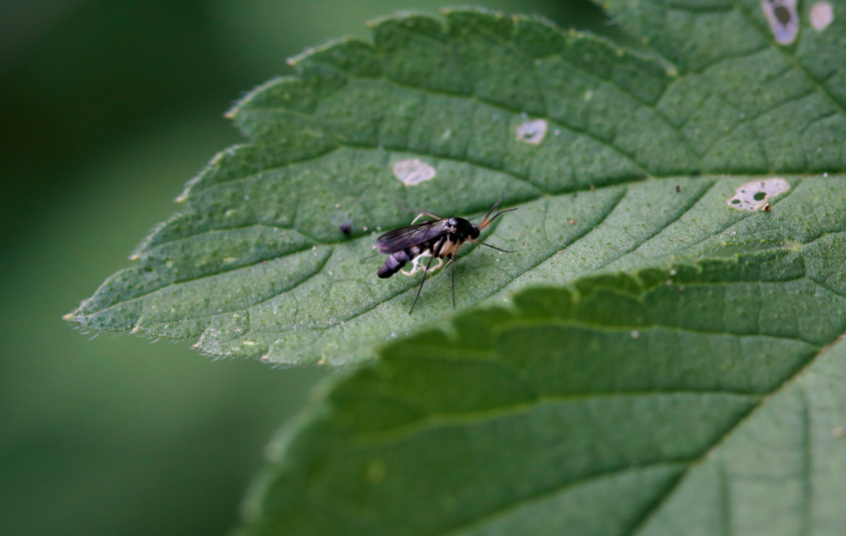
236, 245, 846, 535
66, 3, 846, 367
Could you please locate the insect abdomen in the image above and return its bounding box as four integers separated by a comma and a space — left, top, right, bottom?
377, 250, 410, 278
377, 245, 428, 279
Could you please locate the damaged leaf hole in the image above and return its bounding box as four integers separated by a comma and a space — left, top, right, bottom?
393, 158, 436, 186
727, 178, 790, 211
762, 0, 799, 44
515, 119, 547, 145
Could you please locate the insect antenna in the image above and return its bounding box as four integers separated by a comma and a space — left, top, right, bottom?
479, 191, 518, 229
409, 251, 438, 314
479, 208, 517, 229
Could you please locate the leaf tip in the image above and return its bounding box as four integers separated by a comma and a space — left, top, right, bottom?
62, 313, 76, 321
131, 326, 142, 334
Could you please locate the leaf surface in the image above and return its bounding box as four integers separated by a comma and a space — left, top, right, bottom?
236, 244, 846, 535
66, 4, 846, 365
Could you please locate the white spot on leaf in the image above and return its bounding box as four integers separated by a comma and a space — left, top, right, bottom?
810, 1, 834, 30
727, 178, 790, 211
515, 119, 548, 145
762, 0, 799, 45
393, 159, 436, 185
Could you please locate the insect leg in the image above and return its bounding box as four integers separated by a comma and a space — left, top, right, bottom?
409, 251, 437, 314
401, 250, 431, 276
411, 213, 442, 225
396, 201, 441, 221
470, 239, 516, 253
451, 254, 456, 308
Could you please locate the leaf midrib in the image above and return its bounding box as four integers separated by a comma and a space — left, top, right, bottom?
341, 391, 762, 447
80, 174, 804, 355
435, 461, 690, 536
135, 166, 785, 310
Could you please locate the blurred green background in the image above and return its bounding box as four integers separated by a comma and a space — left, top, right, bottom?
0, 1, 614, 534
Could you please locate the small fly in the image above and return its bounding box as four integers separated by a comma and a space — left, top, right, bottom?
374, 192, 517, 314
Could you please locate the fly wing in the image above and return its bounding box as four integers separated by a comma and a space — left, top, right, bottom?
375, 220, 450, 254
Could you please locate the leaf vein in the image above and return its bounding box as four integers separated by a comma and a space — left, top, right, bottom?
625, 339, 836, 535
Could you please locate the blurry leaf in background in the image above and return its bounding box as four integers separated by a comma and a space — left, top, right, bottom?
0, 0, 238, 230
0, 0, 84, 74
0, 100, 326, 536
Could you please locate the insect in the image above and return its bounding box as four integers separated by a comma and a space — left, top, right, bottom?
375, 192, 517, 314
